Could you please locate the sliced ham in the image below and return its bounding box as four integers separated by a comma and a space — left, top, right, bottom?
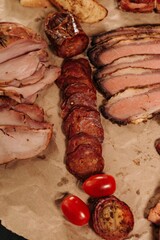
0, 66, 60, 103
95, 55, 160, 78
96, 67, 160, 97
101, 86, 160, 124
0, 126, 52, 164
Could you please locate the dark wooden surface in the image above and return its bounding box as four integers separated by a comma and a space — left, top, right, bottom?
0, 222, 27, 240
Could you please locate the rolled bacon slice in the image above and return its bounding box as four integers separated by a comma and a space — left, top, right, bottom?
101, 86, 160, 124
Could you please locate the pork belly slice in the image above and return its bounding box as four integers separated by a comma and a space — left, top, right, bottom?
91, 25, 160, 45
97, 67, 160, 97
0, 66, 60, 103
101, 86, 160, 124
95, 55, 160, 79
88, 38, 160, 67
0, 126, 52, 164
118, 0, 155, 13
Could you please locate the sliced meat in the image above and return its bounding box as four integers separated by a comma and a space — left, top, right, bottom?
0, 66, 60, 103
56, 75, 95, 91
91, 25, 160, 45
66, 132, 102, 155
148, 202, 160, 225
101, 86, 160, 124
118, 0, 155, 13
0, 125, 52, 164
88, 37, 160, 67
66, 144, 104, 180
96, 67, 160, 97
63, 106, 104, 143
20, 64, 46, 86
0, 108, 51, 129
13, 103, 44, 122
61, 58, 92, 78
0, 50, 46, 84
61, 91, 97, 118
0, 22, 46, 63
95, 55, 160, 79
63, 83, 96, 99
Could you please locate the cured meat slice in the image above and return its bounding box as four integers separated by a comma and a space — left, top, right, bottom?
0, 66, 60, 103
61, 91, 97, 118
156, 0, 160, 12
118, 0, 155, 13
56, 75, 95, 91
13, 103, 44, 122
63, 83, 96, 99
88, 38, 160, 67
61, 58, 92, 78
63, 106, 104, 143
96, 67, 160, 97
0, 50, 45, 84
91, 25, 160, 45
66, 144, 104, 180
0, 22, 46, 63
0, 126, 52, 164
101, 86, 160, 124
66, 132, 102, 155
95, 55, 160, 79
0, 108, 50, 129
0, 96, 44, 121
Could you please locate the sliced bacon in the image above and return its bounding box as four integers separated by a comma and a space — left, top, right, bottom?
0, 126, 52, 164
96, 67, 160, 97
101, 86, 160, 124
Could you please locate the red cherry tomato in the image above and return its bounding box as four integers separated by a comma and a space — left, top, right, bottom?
61, 195, 90, 226
82, 174, 116, 198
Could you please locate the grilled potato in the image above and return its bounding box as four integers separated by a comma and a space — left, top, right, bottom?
49, 0, 108, 23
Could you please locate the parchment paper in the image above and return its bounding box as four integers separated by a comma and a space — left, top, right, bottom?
1, 1, 160, 239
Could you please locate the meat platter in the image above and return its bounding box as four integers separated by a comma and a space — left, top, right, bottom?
1, 0, 160, 240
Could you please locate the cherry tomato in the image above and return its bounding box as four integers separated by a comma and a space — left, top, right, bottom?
61, 195, 90, 226
82, 174, 116, 198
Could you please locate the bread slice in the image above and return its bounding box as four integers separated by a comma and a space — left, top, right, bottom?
49, 0, 108, 23
20, 0, 52, 7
